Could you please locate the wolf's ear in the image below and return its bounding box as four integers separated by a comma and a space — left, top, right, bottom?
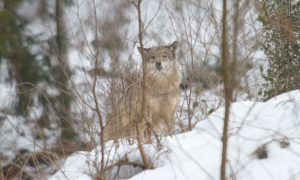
137, 47, 150, 54
167, 41, 178, 52
137, 47, 142, 53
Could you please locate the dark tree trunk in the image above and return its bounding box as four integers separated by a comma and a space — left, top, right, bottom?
55, 0, 77, 143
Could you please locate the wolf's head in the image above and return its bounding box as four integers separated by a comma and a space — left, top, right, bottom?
138, 41, 178, 76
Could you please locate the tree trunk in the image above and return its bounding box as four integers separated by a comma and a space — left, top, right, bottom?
220, 0, 232, 179
135, 0, 151, 169
55, 0, 77, 143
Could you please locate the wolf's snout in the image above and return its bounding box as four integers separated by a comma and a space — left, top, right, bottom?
156, 62, 162, 70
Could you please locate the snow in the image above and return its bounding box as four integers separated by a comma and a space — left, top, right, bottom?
0, 84, 17, 112
1, 0, 296, 179
49, 90, 300, 180
0, 115, 40, 165
0, 113, 60, 166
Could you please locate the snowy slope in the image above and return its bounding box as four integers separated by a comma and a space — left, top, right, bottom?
49, 90, 300, 180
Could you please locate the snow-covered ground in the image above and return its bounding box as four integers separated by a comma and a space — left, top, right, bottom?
50, 90, 300, 180
0, 0, 287, 179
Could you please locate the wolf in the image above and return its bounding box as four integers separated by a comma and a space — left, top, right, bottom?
103, 41, 181, 142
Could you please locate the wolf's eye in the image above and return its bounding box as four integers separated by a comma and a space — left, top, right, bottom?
162, 55, 167, 58
150, 56, 155, 59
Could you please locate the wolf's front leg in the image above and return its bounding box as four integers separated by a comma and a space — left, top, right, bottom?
136, 112, 153, 144
160, 106, 176, 137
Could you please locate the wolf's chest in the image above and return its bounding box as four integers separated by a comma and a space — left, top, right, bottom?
146, 92, 179, 112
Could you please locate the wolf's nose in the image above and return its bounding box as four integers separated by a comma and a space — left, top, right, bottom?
156, 62, 162, 70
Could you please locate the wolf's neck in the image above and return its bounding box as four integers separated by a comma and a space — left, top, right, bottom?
145, 75, 180, 96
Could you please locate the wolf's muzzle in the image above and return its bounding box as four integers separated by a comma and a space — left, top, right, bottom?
156, 62, 162, 70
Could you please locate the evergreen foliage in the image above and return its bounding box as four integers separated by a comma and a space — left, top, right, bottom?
258, 0, 300, 99
0, 0, 45, 114
0, 0, 77, 141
